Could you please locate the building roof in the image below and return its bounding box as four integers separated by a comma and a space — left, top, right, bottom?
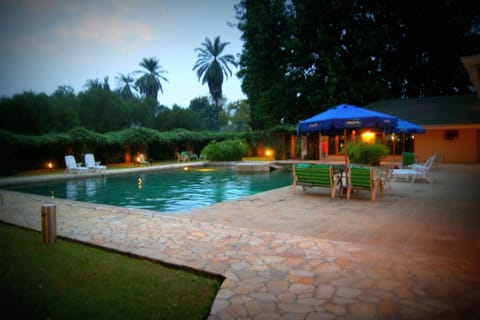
367, 95, 480, 126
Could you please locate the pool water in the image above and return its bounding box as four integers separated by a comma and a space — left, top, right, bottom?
8, 167, 293, 213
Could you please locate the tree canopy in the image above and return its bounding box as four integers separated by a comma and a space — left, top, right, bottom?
236, 0, 480, 129
193, 36, 238, 130
135, 57, 169, 101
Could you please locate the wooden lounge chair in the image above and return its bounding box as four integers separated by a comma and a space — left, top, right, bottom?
176, 152, 189, 162
346, 166, 383, 201
292, 163, 341, 199
377, 168, 393, 191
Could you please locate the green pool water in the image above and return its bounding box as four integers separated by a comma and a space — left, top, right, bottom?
7, 167, 293, 213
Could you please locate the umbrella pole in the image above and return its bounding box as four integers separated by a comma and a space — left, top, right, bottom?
344, 128, 349, 182
344, 128, 349, 165
392, 134, 396, 163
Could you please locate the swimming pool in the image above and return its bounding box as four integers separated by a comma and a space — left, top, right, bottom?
7, 167, 293, 213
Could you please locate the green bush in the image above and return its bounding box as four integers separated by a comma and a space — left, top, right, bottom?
201, 139, 249, 161
347, 142, 389, 166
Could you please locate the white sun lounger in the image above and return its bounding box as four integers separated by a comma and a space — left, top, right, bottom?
64, 155, 88, 174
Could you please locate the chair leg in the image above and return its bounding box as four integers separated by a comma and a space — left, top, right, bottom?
346, 186, 352, 200
377, 180, 383, 200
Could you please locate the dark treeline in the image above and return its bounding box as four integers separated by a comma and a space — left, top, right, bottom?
0, 86, 251, 135
236, 0, 480, 129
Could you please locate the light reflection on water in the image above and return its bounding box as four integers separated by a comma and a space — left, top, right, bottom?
8, 167, 292, 213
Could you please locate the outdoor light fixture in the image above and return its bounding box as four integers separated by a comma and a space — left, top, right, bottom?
265, 149, 274, 157
46, 161, 53, 171
361, 131, 376, 144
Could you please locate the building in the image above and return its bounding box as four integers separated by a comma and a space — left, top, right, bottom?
368, 95, 480, 163
368, 55, 480, 164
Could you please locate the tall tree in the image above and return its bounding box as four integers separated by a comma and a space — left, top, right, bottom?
236, 0, 479, 128
115, 73, 136, 100
236, 0, 294, 129
189, 96, 215, 130
83, 78, 103, 90
193, 36, 237, 131
135, 57, 168, 101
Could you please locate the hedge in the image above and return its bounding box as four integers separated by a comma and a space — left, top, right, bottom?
0, 126, 297, 175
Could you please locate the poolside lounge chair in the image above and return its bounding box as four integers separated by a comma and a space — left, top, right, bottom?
84, 153, 106, 173
347, 166, 383, 201
411, 154, 436, 172
186, 151, 198, 160
64, 155, 88, 174
292, 163, 341, 199
177, 152, 189, 162
392, 154, 436, 183
391, 165, 433, 183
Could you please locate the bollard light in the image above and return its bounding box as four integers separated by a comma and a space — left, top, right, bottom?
41, 203, 57, 244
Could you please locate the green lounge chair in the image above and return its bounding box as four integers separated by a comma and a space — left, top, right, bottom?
292, 163, 341, 199
347, 166, 383, 201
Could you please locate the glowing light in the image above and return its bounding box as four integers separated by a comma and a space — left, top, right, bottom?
197, 168, 215, 172
47, 162, 53, 170
361, 131, 376, 144
183, 167, 189, 171
265, 149, 274, 157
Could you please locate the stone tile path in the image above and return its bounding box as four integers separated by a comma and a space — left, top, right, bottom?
1, 164, 480, 319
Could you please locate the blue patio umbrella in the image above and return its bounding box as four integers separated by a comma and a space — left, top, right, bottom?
389, 118, 426, 134
387, 118, 426, 161
297, 104, 399, 166
297, 104, 399, 135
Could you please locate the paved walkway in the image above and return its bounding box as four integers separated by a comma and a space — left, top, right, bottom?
1, 164, 479, 319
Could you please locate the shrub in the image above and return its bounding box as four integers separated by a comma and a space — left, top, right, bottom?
347, 142, 389, 166
201, 139, 249, 161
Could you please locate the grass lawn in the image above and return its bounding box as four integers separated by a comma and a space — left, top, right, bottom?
0, 223, 221, 320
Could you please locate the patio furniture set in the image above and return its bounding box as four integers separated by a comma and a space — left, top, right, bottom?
292, 153, 436, 201
64, 154, 106, 174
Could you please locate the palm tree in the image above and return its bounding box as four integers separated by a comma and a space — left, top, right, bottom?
115, 73, 135, 100
83, 78, 103, 90
193, 36, 237, 130
135, 57, 168, 101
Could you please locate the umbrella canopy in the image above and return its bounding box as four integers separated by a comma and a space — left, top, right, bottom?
297, 104, 399, 135
389, 118, 426, 134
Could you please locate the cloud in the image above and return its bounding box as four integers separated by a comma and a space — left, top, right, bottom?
54, 16, 154, 45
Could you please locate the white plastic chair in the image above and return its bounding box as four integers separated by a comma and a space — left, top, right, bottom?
84, 153, 106, 173
411, 154, 436, 172
64, 155, 88, 174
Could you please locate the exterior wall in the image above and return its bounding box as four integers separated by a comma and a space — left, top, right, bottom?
415, 128, 479, 163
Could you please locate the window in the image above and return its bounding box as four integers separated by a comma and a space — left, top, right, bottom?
444, 130, 458, 140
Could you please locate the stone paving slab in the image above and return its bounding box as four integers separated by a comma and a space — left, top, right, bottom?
1, 164, 480, 319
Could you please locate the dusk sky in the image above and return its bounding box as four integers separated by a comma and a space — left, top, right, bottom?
0, 0, 246, 108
